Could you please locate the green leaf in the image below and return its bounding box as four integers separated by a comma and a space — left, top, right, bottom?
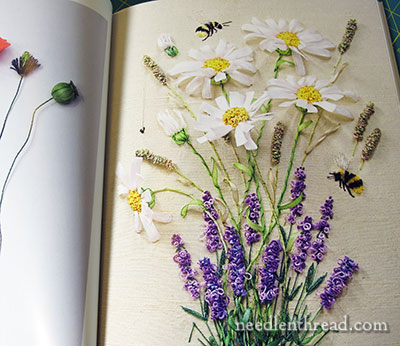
306, 273, 327, 294
305, 263, 316, 291
287, 231, 301, 253
224, 334, 230, 345
291, 330, 300, 344
228, 315, 238, 331
279, 225, 287, 248
218, 248, 226, 277
266, 338, 283, 346
246, 208, 264, 232
211, 157, 219, 187
203, 300, 209, 321
233, 162, 253, 176
301, 326, 323, 344
260, 103, 270, 113
289, 283, 303, 301
276, 48, 292, 56
209, 335, 217, 346
180, 199, 203, 218
279, 192, 303, 210
298, 119, 313, 132
242, 308, 252, 324
276, 59, 295, 68
181, 306, 207, 321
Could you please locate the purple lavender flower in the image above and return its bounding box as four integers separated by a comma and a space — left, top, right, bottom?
171, 234, 200, 299
244, 193, 261, 245
199, 257, 229, 320
258, 240, 283, 304
291, 216, 313, 273
202, 191, 223, 252
287, 167, 307, 224
309, 197, 334, 264
224, 226, 247, 297
320, 256, 359, 310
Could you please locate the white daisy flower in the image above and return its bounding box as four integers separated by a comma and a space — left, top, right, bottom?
157, 33, 175, 50
194, 91, 272, 150
116, 157, 172, 242
157, 109, 186, 136
266, 75, 359, 118
242, 18, 335, 75
157, 33, 178, 57
157, 109, 189, 145
169, 39, 256, 99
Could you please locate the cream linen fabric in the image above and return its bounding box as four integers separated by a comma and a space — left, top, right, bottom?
100, 0, 400, 345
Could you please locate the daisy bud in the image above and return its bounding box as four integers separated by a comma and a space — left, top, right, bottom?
157, 33, 178, 57
135, 149, 176, 170
271, 121, 285, 165
338, 19, 358, 55
157, 109, 189, 145
353, 102, 375, 142
361, 128, 381, 162
143, 55, 167, 85
51, 81, 79, 104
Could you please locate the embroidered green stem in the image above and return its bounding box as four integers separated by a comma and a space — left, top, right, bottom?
220, 82, 229, 103
302, 110, 321, 165
152, 187, 194, 199
247, 110, 306, 271
277, 110, 307, 208
173, 168, 203, 192
352, 141, 359, 156
231, 142, 246, 186
166, 83, 197, 120
0, 76, 23, 141
0, 97, 53, 251
186, 140, 238, 230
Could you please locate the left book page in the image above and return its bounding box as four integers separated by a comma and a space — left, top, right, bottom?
0, 1, 111, 345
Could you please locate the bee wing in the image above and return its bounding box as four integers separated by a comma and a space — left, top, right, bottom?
335, 152, 349, 171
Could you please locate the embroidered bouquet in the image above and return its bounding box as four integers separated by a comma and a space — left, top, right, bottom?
117, 18, 381, 345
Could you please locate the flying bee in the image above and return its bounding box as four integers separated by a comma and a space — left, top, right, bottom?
195, 21, 232, 41
328, 153, 364, 198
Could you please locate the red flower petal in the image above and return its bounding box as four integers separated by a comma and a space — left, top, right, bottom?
0, 37, 10, 53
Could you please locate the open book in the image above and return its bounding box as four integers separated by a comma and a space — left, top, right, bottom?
0, 0, 399, 345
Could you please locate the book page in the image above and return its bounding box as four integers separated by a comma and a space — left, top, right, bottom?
0, 0, 111, 345
102, 0, 400, 345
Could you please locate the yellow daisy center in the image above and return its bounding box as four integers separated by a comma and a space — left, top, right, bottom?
276, 31, 300, 47
203, 58, 230, 73
222, 107, 249, 127
297, 86, 322, 104
128, 189, 142, 213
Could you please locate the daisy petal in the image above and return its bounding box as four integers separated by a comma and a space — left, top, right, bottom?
117, 184, 129, 197
139, 212, 160, 242
229, 71, 254, 86
331, 105, 354, 119
116, 162, 130, 188
292, 51, 306, 76
130, 157, 143, 189
243, 131, 257, 150
134, 212, 142, 233
152, 212, 172, 223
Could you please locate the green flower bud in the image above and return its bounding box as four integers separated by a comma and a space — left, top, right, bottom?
51, 81, 79, 104
211, 74, 231, 85
172, 128, 190, 145
165, 46, 179, 57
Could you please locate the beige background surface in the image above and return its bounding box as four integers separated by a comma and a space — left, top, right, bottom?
100, 0, 400, 345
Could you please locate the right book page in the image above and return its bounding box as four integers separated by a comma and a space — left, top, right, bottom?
101, 0, 400, 345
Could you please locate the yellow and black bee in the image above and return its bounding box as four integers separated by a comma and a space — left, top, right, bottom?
328, 153, 364, 198
195, 21, 232, 41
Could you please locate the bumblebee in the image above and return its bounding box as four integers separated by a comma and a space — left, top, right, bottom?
195, 21, 232, 41
328, 153, 364, 198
